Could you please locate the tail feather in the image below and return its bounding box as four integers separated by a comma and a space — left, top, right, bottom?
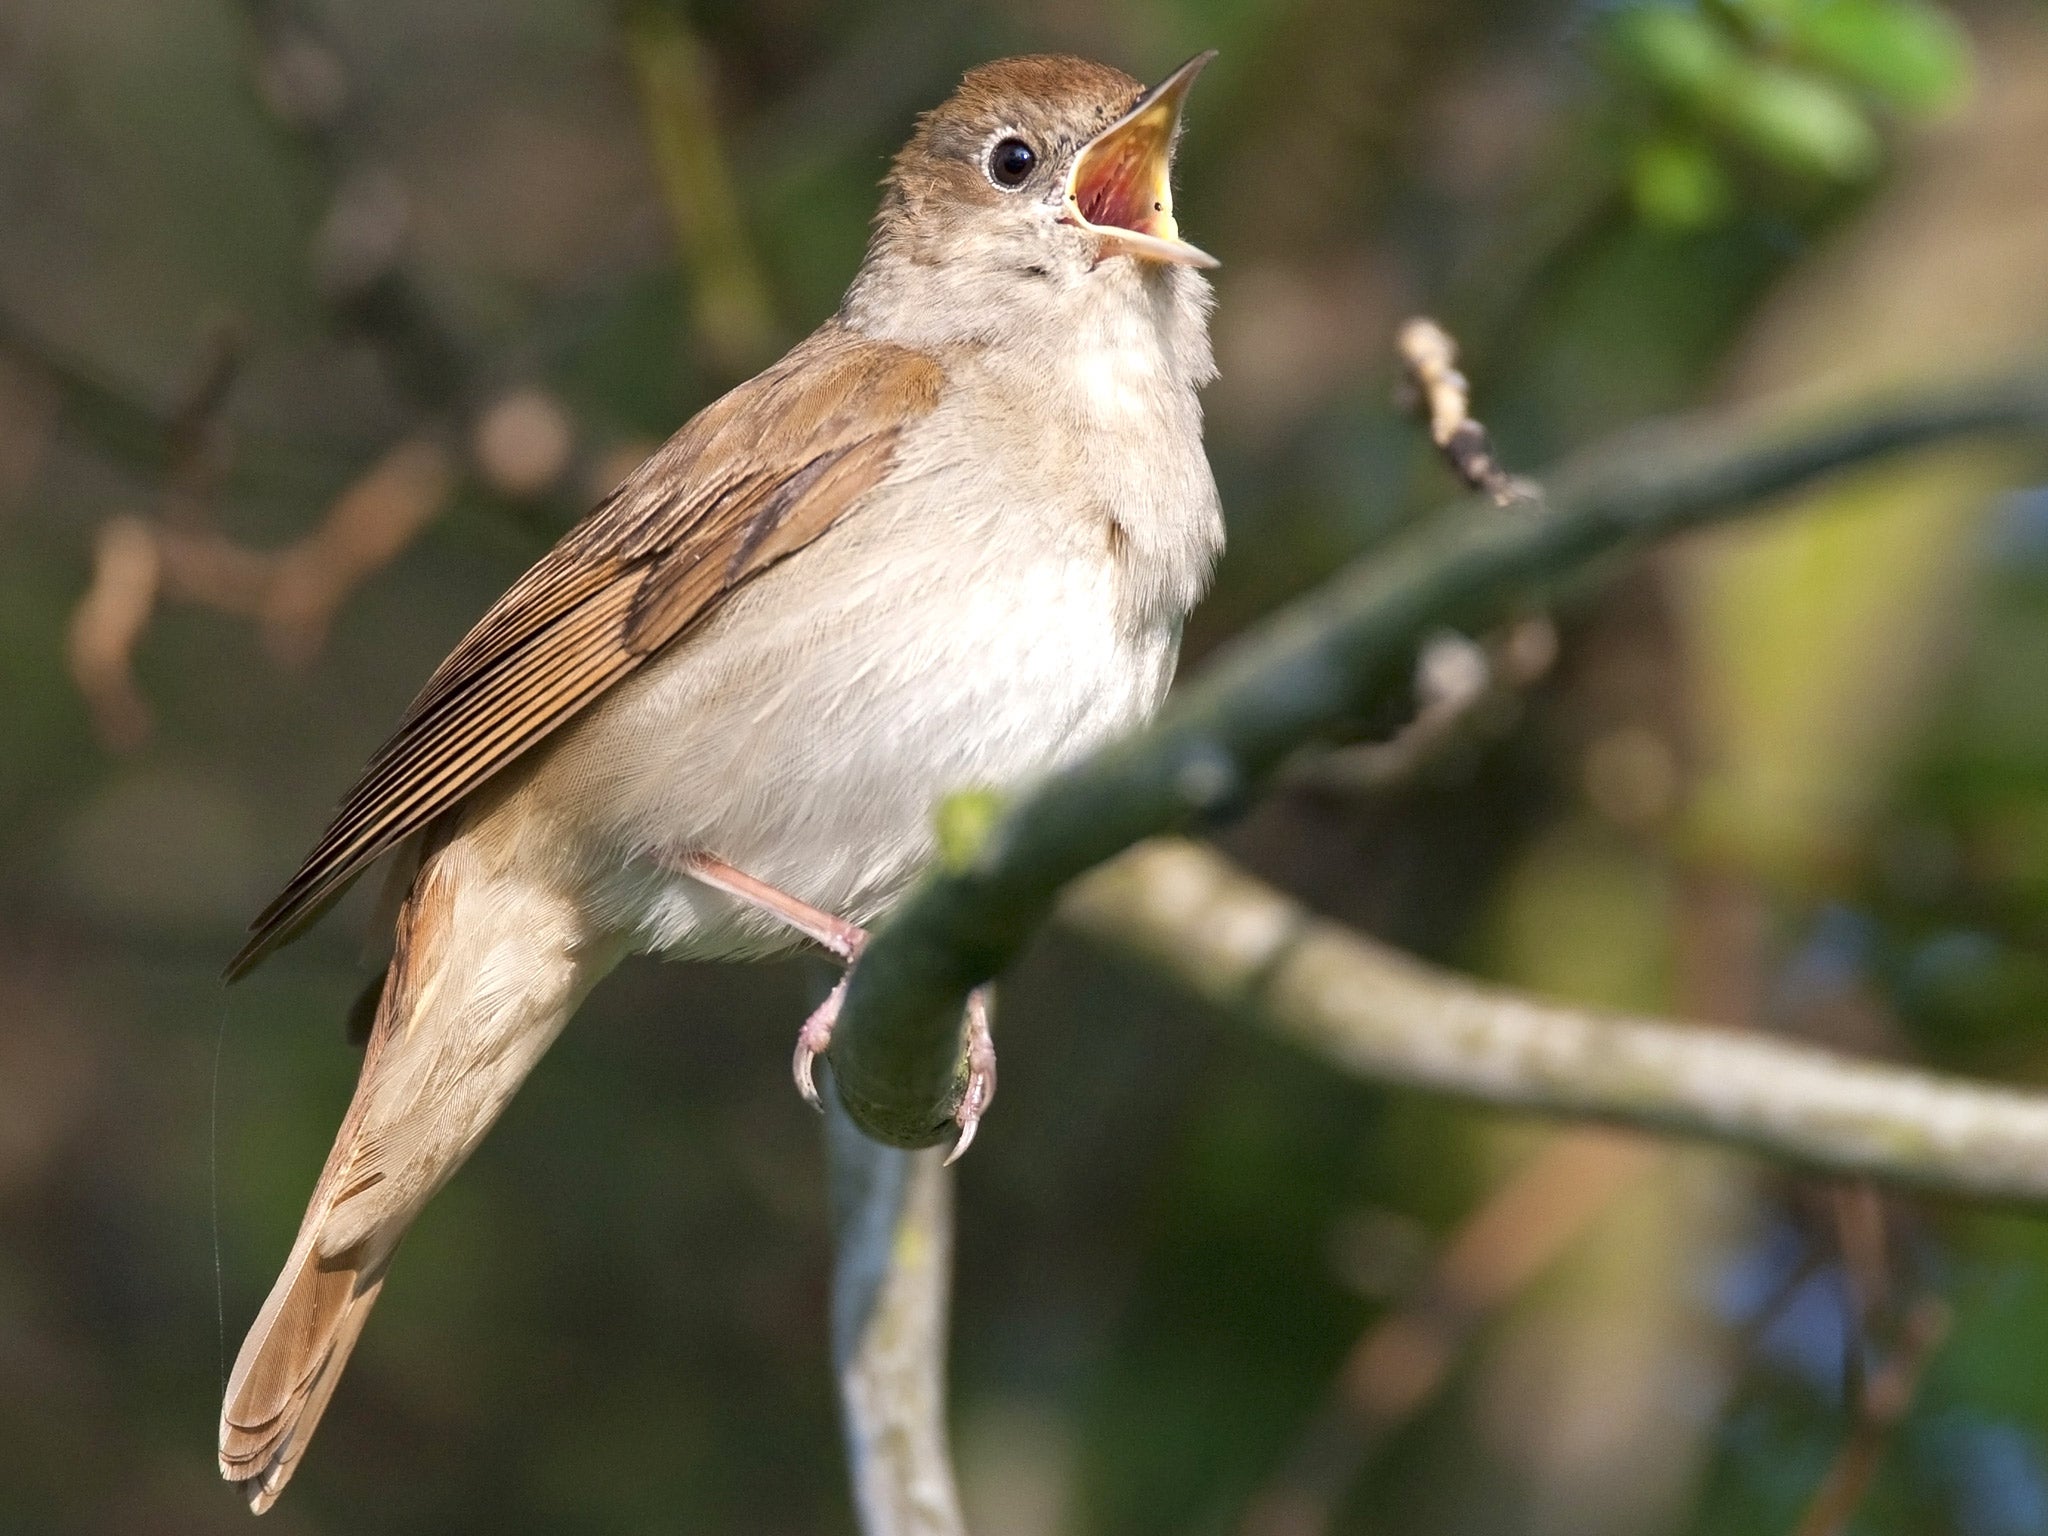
218, 832, 606, 1512
219, 1237, 386, 1512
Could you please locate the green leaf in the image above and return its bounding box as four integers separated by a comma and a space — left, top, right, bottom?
1716, 60, 1882, 179
1794, 0, 1972, 113
1714, 0, 1805, 45
1607, 5, 1880, 181
1630, 135, 1736, 226
1609, 4, 1745, 100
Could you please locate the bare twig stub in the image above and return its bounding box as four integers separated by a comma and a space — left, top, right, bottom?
1396, 317, 1535, 507
1286, 618, 1557, 797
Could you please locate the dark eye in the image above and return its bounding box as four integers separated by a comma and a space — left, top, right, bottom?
988, 137, 1037, 188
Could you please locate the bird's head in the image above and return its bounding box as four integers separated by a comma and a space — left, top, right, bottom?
848, 53, 1217, 348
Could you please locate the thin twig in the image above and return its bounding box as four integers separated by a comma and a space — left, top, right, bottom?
823, 365, 2048, 1147
1828, 1182, 1890, 1419
237, 0, 468, 402
1396, 317, 1535, 507
1239, 1130, 1660, 1536
1789, 1295, 1950, 1536
1290, 321, 1549, 799
159, 321, 243, 525
0, 307, 189, 471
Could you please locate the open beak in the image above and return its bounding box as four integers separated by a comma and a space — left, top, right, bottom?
1063, 51, 1219, 269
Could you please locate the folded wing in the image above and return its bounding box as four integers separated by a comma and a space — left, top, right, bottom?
228, 322, 942, 979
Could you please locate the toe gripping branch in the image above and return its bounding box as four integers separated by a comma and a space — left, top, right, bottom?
670, 852, 995, 1159
817, 979, 995, 1164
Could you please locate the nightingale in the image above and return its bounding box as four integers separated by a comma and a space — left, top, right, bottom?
219, 51, 1222, 1511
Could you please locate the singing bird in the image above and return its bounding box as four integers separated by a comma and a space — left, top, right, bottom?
219, 51, 1223, 1510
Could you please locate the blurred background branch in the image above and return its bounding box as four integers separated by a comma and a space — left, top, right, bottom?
619, 0, 781, 378
68, 433, 456, 745
1235, 1127, 1663, 1536
1065, 838, 2048, 1205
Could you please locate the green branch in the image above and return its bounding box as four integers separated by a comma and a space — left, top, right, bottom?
824, 367, 2048, 1147
825, 1101, 966, 1535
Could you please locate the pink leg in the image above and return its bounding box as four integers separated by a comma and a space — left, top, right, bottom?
666, 852, 997, 1157
670, 852, 865, 961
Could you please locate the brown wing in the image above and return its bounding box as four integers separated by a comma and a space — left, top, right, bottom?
227, 321, 942, 980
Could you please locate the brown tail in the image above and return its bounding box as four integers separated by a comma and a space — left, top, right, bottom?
218, 1234, 387, 1511
219, 833, 610, 1511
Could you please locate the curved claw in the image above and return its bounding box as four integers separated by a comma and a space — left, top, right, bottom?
943, 987, 998, 1165
793, 1037, 823, 1112
944, 1111, 979, 1166
792, 975, 847, 1114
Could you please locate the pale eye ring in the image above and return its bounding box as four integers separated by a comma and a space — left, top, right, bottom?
987, 136, 1037, 189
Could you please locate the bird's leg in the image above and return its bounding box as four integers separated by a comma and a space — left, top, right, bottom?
667, 853, 866, 1109
670, 852, 866, 961
667, 853, 997, 1156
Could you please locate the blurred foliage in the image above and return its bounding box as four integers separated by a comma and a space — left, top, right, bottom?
1, 1, 2047, 1535
1604, 0, 1970, 226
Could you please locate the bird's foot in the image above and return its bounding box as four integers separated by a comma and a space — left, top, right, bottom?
792, 969, 851, 1112
663, 850, 867, 1108
664, 851, 996, 1149
945, 986, 998, 1165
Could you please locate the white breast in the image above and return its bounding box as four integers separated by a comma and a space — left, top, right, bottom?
1072, 308, 1166, 418
500, 311, 1221, 962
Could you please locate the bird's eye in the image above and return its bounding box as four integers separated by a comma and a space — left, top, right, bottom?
987, 137, 1037, 188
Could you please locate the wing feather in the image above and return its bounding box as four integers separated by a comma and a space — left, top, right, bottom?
228, 321, 942, 979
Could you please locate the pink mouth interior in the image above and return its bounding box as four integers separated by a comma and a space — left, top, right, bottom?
1074, 139, 1161, 235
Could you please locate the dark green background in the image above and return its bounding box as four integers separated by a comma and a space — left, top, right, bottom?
3, 0, 2047, 1532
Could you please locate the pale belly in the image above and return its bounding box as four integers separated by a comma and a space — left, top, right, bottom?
498, 516, 1184, 962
